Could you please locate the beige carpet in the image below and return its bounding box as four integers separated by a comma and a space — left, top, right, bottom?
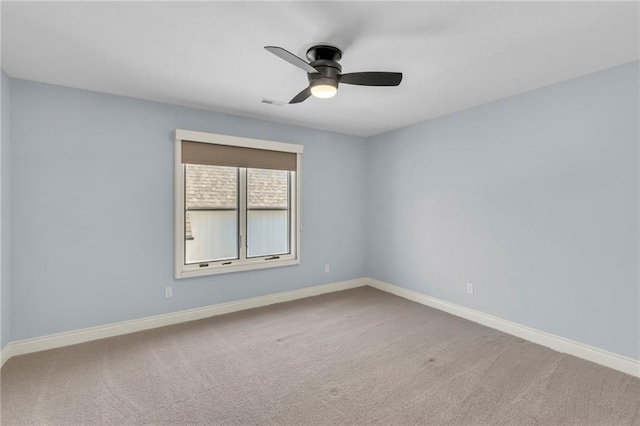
1, 286, 639, 425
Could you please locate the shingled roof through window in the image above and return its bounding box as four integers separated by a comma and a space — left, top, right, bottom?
184, 165, 289, 240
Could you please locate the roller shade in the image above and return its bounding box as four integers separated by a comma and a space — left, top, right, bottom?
181, 140, 297, 171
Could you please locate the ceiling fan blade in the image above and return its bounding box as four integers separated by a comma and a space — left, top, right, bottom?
265, 46, 318, 74
289, 87, 312, 104
340, 72, 403, 86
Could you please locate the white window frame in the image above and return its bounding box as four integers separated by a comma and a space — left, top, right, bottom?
175, 129, 302, 279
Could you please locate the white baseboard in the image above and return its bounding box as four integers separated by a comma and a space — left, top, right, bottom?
366, 278, 640, 378
0, 278, 368, 368
3, 277, 638, 379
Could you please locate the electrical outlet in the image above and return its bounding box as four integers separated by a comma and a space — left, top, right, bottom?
466, 283, 474, 294
324, 264, 330, 273
165, 286, 173, 298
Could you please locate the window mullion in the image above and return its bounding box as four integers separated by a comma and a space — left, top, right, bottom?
239, 168, 247, 261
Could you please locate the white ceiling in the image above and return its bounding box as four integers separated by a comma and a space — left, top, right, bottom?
2, 1, 639, 137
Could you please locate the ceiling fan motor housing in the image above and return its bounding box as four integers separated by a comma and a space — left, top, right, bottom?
306, 45, 342, 62
307, 45, 343, 86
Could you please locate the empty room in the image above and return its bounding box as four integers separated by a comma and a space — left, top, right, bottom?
0, 1, 639, 425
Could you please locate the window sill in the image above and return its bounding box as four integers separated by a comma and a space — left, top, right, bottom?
176, 258, 300, 279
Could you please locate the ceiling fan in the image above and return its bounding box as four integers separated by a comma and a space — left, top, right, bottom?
264, 44, 403, 104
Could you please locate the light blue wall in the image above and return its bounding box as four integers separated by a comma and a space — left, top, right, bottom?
1, 71, 10, 349
367, 61, 640, 359
8, 78, 367, 341
4, 61, 639, 361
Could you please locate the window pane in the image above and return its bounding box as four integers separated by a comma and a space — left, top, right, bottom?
185, 164, 238, 264
247, 168, 290, 258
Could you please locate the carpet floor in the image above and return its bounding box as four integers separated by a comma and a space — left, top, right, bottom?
1, 286, 639, 425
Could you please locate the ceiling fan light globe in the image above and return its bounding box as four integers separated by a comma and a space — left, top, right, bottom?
310, 77, 338, 99
311, 84, 337, 99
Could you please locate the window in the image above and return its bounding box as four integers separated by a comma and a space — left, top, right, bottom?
175, 129, 302, 278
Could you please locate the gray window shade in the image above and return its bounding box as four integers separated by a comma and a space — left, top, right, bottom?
181, 140, 297, 171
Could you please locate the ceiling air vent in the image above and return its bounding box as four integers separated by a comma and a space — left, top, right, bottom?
261, 98, 286, 106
